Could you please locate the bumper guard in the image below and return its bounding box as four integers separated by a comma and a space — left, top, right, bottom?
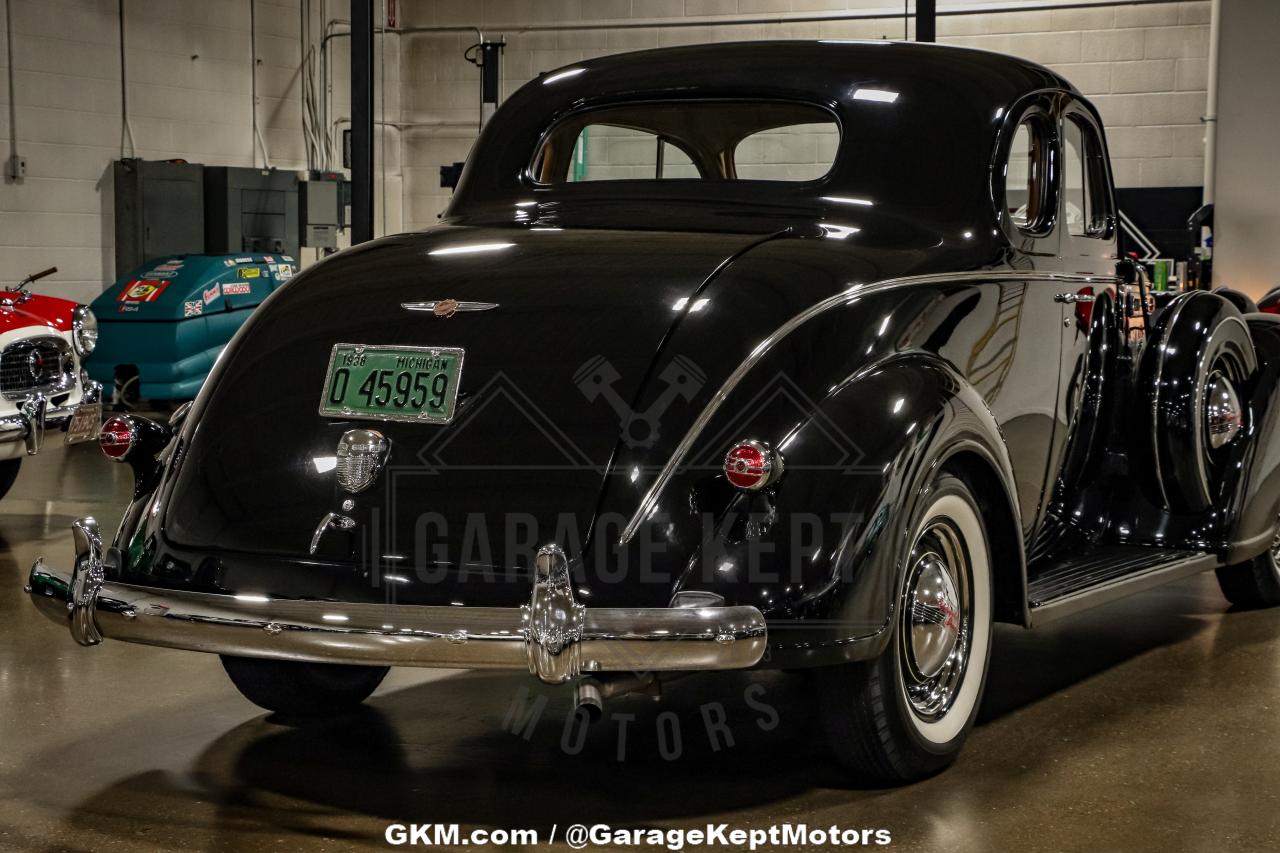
26, 519, 767, 684
0, 379, 102, 454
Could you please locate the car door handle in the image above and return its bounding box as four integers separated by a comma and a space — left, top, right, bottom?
1054, 292, 1094, 304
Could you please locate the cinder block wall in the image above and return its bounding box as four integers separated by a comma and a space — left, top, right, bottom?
0, 0, 1211, 300
0, 0, 402, 302
401, 0, 1211, 230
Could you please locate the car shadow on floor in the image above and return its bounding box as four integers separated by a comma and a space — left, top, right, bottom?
26, 588, 1231, 853
24, 571, 1254, 850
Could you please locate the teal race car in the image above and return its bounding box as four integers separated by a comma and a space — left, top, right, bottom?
90, 253, 295, 404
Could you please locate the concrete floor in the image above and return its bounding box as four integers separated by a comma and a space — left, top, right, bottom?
2, 445, 1279, 852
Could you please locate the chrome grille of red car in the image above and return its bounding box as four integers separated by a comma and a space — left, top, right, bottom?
1, 336, 74, 400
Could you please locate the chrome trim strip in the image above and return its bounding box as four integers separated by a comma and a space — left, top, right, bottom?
401, 301, 499, 313
618, 269, 1120, 544
27, 547, 767, 680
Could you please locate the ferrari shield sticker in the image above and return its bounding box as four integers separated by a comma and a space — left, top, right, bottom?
223, 282, 252, 296
183, 300, 204, 317
277, 264, 294, 280
237, 267, 261, 279
203, 283, 221, 304
118, 280, 169, 302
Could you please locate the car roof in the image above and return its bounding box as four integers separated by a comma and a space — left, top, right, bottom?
448, 40, 1078, 236
549, 40, 1071, 101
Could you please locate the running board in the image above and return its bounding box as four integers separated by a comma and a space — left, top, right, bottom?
1027, 547, 1219, 626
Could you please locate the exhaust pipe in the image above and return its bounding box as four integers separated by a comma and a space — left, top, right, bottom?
573, 672, 662, 720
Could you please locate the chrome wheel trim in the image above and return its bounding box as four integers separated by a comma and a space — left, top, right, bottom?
898, 518, 971, 722
906, 552, 962, 679
896, 492, 992, 746
1204, 369, 1243, 450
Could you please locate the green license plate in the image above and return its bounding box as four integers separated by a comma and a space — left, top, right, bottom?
318, 344, 464, 424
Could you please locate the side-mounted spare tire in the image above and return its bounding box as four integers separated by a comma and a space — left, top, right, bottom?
1138, 291, 1257, 514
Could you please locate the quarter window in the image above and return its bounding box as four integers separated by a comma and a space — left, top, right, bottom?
1062, 116, 1112, 238
1005, 114, 1052, 234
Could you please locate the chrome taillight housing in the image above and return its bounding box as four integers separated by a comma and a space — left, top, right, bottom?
723, 439, 784, 491
99, 415, 138, 462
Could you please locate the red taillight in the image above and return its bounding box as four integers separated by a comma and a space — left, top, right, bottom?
99, 416, 136, 462
723, 440, 783, 491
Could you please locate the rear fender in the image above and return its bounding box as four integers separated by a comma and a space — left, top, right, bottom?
675, 352, 1025, 667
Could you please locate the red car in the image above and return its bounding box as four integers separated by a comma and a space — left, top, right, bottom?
0, 268, 103, 500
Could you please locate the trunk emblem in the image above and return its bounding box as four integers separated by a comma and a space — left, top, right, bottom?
401, 300, 499, 317
335, 429, 391, 493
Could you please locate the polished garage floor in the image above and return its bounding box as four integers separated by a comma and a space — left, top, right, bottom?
2, 446, 1279, 852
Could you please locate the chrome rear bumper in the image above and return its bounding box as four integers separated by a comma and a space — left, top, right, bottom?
26, 519, 767, 684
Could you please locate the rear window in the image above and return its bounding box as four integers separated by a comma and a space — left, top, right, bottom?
531, 101, 840, 185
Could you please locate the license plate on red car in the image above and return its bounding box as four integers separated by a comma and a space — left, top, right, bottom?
318, 344, 464, 424
64, 403, 102, 445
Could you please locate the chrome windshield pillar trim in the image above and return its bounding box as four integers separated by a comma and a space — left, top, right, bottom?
68, 517, 104, 646
522, 544, 586, 684
618, 269, 1121, 544
27, 522, 767, 675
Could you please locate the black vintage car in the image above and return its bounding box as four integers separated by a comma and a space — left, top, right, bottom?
28, 42, 1280, 783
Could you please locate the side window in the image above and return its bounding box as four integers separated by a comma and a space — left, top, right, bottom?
1062, 116, 1113, 238
565, 126, 699, 182
1005, 115, 1052, 234
733, 123, 840, 181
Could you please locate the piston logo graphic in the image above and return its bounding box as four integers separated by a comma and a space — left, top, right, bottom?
575, 355, 705, 448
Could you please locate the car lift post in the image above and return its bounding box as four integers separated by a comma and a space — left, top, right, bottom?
917, 0, 936, 42
350, 0, 374, 245
478, 39, 505, 128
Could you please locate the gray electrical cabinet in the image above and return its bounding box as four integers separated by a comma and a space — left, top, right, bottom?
300, 178, 340, 248
204, 167, 300, 258
113, 158, 206, 277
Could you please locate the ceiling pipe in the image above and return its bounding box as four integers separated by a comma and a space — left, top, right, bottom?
1202, 0, 1220, 207
361, 0, 1189, 36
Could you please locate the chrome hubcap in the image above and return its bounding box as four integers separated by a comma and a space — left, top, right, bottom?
899, 518, 972, 722
1205, 370, 1243, 450
908, 555, 961, 678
